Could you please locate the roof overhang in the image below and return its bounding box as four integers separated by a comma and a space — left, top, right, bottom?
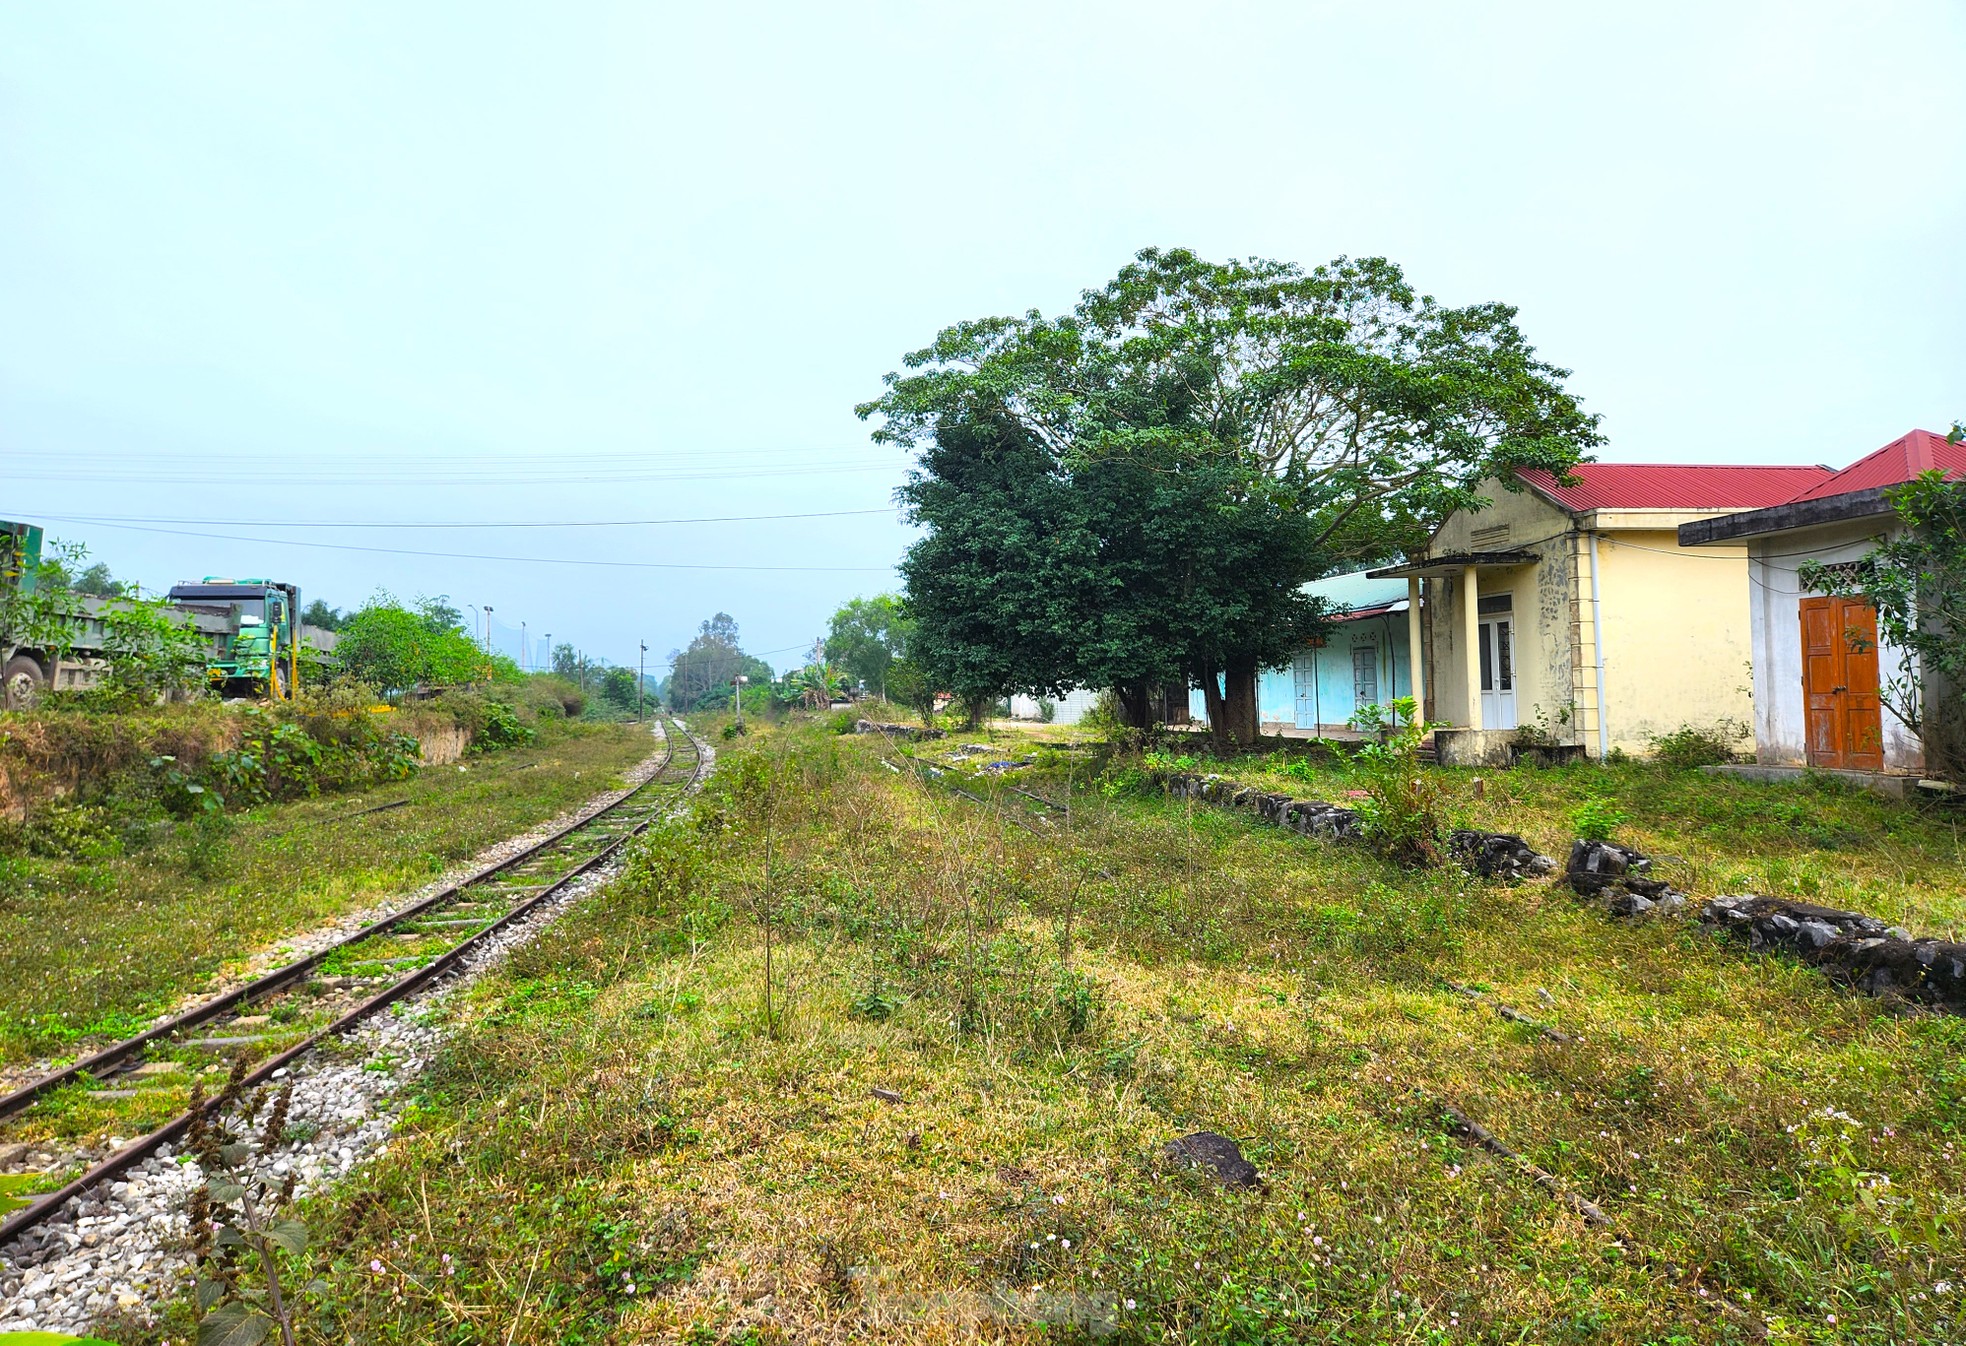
1332, 600, 1409, 623
1367, 551, 1537, 580
1677, 487, 1895, 546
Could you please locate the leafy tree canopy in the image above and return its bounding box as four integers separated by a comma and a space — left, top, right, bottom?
824, 594, 912, 697
338, 593, 502, 694
666, 612, 773, 712
860, 249, 1598, 739
301, 598, 344, 631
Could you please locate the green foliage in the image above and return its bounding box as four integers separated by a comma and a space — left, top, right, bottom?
1800, 468, 1966, 778
185, 1067, 312, 1346
1648, 722, 1743, 769
667, 613, 772, 713
825, 594, 912, 697
1346, 697, 1444, 866
882, 656, 936, 726
860, 247, 1599, 740
1142, 750, 1200, 774
851, 981, 906, 1021
335, 593, 489, 693
1570, 795, 1630, 842
826, 708, 857, 735
69, 561, 123, 597
299, 598, 343, 631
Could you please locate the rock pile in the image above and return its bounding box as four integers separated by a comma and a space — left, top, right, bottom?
1446, 830, 1557, 882
855, 719, 944, 741
1701, 895, 1966, 1012
1160, 772, 1363, 842
1563, 839, 1686, 916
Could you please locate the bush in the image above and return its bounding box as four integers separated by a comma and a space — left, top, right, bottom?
525, 674, 586, 719
1347, 697, 1444, 867
1570, 796, 1630, 841
427, 689, 537, 753
827, 708, 857, 735
1648, 722, 1743, 769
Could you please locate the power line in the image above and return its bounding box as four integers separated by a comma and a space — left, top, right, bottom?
28, 506, 900, 530
43, 517, 896, 574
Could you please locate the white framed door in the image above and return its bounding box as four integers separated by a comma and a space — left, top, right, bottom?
1477, 617, 1518, 729
1292, 650, 1319, 729
1350, 642, 1380, 711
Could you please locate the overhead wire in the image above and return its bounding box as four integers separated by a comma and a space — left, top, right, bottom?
28, 506, 900, 530
45, 517, 897, 573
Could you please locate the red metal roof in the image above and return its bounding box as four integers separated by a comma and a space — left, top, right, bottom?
1515, 462, 1837, 512
1783, 428, 1966, 502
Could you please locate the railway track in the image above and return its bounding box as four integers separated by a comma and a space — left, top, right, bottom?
0, 717, 709, 1249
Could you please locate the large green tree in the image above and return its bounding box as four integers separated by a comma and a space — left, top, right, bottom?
861, 248, 1601, 742
824, 594, 912, 699
665, 613, 773, 712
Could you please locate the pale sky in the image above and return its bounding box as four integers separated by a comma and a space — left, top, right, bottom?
3, 2, 1961, 673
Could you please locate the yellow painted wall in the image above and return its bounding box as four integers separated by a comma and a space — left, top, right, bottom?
1416, 481, 1757, 755
1593, 529, 1755, 752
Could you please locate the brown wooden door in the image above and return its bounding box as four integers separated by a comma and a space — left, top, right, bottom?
1799, 596, 1884, 770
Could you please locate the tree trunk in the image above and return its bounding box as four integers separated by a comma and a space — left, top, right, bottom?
1115, 681, 1153, 730
1222, 656, 1260, 748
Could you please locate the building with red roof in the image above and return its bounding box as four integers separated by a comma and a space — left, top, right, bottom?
1679, 429, 1964, 779
1368, 457, 1841, 764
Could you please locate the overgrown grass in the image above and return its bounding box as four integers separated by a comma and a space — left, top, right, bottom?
0, 718, 655, 1067
1225, 748, 1966, 936
140, 721, 1966, 1345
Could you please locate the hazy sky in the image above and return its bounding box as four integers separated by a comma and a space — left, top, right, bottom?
3, 3, 1961, 673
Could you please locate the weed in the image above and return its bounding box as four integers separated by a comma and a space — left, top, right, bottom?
1649, 721, 1746, 768
1570, 795, 1630, 841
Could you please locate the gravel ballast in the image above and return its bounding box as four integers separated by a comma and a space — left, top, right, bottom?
0, 722, 712, 1336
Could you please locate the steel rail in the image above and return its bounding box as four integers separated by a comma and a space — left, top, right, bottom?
0, 721, 707, 1249
0, 728, 680, 1124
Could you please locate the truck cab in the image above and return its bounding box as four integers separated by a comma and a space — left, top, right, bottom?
165, 578, 303, 700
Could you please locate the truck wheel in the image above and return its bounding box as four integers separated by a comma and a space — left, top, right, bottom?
4, 655, 47, 711
271, 662, 290, 701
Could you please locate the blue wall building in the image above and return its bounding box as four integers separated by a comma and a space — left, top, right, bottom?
1189, 571, 1416, 735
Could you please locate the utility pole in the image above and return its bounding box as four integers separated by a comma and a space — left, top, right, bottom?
638, 642, 647, 722
543, 634, 552, 677
483, 605, 494, 655
734, 673, 748, 730
520, 621, 528, 672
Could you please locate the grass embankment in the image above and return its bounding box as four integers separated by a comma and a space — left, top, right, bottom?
1210, 747, 1966, 937
0, 718, 654, 1066
163, 721, 1965, 1346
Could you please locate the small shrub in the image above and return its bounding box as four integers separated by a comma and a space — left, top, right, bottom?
851, 983, 906, 1021
1080, 689, 1126, 740
1571, 796, 1630, 841
827, 708, 857, 735
1649, 722, 1743, 769
1347, 697, 1444, 867
722, 721, 748, 741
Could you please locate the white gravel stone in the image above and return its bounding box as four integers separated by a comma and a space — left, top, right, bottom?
0, 722, 711, 1337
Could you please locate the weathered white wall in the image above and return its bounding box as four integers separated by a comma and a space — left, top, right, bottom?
1746, 521, 1922, 771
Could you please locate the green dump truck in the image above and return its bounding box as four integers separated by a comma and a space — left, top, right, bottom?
2, 519, 113, 708
163, 578, 305, 700
3, 519, 324, 707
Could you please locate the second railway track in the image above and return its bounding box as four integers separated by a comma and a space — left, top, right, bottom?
0, 716, 710, 1249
